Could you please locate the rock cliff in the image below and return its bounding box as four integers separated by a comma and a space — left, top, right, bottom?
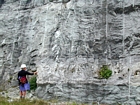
1, 0, 140, 104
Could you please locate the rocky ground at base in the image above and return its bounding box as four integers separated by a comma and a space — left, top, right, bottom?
0, 87, 37, 100
0, 87, 108, 105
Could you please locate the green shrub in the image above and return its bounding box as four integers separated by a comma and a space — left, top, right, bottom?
29, 76, 37, 91
99, 65, 112, 79
71, 102, 78, 105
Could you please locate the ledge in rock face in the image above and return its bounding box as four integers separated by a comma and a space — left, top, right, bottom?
114, 4, 140, 14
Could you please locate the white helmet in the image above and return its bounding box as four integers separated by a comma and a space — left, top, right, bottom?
20, 64, 27, 68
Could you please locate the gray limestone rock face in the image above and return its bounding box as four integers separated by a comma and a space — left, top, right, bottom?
35, 83, 139, 104
1, 0, 140, 104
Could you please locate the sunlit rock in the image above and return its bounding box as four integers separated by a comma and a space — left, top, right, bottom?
1, 0, 140, 104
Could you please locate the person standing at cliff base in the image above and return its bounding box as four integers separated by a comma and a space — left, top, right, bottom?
18, 64, 37, 99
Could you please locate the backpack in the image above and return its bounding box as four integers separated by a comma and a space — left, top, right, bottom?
19, 76, 27, 84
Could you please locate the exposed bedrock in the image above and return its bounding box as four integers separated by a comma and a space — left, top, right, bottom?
0, 0, 140, 104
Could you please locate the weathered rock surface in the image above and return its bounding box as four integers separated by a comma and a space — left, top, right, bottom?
1, 0, 140, 104
35, 83, 140, 105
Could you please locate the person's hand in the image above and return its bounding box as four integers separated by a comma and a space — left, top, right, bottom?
34, 72, 37, 75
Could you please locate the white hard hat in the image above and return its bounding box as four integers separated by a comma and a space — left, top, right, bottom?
20, 64, 27, 68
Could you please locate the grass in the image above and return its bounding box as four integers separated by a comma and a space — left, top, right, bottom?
0, 96, 118, 105
0, 96, 93, 105
0, 96, 49, 105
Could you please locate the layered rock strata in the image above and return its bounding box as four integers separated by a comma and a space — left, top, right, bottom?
0, 0, 140, 104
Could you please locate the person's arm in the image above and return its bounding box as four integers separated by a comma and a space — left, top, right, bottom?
25, 71, 34, 75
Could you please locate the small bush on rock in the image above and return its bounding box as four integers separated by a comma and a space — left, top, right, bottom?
29, 76, 37, 91
99, 65, 112, 79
